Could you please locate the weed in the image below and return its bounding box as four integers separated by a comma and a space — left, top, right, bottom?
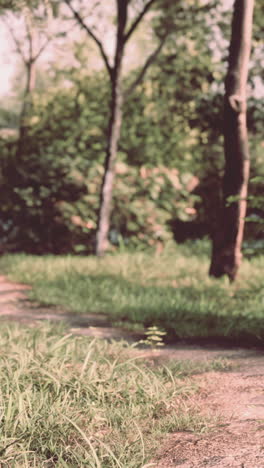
0, 322, 209, 467
137, 326, 167, 349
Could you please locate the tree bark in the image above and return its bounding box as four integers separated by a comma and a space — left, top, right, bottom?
18, 60, 36, 144
17, 8, 37, 156
64, 0, 161, 256
95, 71, 123, 256
209, 0, 254, 281
95, 0, 128, 256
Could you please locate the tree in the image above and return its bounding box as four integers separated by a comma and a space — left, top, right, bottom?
1, 0, 69, 154
2, 2, 54, 153
209, 0, 255, 281
64, 0, 167, 256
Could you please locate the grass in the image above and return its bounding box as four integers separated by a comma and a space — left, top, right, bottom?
1, 240, 264, 343
0, 321, 219, 467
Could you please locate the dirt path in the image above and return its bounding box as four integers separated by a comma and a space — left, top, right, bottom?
152, 357, 264, 467
0, 275, 142, 341
0, 275, 263, 467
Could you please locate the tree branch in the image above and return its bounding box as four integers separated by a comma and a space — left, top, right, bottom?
25, 13, 35, 62
64, 0, 113, 80
34, 37, 52, 61
4, 19, 27, 64
125, 35, 167, 98
124, 0, 156, 43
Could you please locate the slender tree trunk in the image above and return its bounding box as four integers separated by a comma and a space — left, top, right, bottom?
95, 71, 123, 256
16, 60, 36, 158
64, 0, 161, 256
209, 0, 254, 281
17, 7, 37, 156
19, 60, 36, 142
95, 0, 128, 256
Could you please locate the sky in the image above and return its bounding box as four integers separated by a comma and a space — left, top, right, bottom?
0, 1, 153, 100
0, 0, 262, 101
0, 25, 17, 96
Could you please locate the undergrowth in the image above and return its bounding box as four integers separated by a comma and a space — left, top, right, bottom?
0, 322, 214, 467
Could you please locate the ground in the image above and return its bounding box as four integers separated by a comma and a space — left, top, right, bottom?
0, 275, 263, 468
152, 358, 264, 467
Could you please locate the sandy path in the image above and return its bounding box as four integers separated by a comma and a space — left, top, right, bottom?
152, 356, 264, 467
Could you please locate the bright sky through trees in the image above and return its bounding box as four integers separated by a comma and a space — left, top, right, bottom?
0, 0, 262, 98
0, 0, 153, 98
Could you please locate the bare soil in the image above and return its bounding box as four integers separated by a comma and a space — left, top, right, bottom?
0, 275, 263, 468
152, 360, 264, 467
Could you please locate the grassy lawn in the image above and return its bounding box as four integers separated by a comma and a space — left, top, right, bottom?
0, 321, 221, 467
1, 240, 264, 343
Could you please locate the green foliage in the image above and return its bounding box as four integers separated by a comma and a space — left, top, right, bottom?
137, 326, 167, 349
0, 107, 19, 129
111, 163, 198, 248
30, 74, 109, 168
0, 136, 87, 253
0, 321, 209, 466
0, 139, 197, 253
0, 71, 201, 253
0, 36, 262, 254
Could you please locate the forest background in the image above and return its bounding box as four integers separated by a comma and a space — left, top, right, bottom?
0, 0, 263, 259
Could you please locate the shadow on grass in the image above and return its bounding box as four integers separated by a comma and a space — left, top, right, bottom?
28, 272, 264, 348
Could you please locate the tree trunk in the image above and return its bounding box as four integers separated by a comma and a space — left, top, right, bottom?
16, 60, 36, 159
209, 0, 254, 281
65, 0, 161, 256
95, 72, 123, 256
18, 60, 36, 143
17, 7, 37, 156
95, 0, 128, 256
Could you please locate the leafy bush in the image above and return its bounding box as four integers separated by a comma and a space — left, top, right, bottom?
111, 163, 199, 249
0, 70, 262, 254
0, 139, 198, 254
0, 136, 87, 254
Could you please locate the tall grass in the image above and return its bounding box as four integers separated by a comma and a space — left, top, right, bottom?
0, 322, 211, 467
1, 241, 264, 342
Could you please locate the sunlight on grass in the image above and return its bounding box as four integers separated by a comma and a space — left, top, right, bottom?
0, 322, 213, 467
0, 240, 264, 342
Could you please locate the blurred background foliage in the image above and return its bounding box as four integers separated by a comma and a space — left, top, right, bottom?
0, 0, 263, 255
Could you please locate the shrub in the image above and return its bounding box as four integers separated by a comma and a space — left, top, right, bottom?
0, 144, 198, 254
